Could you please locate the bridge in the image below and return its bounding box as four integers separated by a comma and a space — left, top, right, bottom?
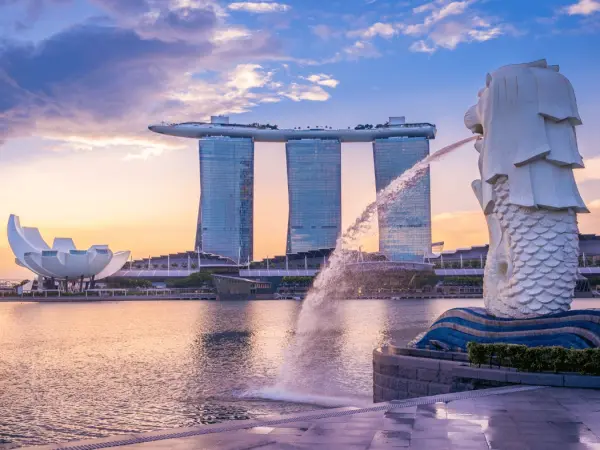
238, 267, 600, 278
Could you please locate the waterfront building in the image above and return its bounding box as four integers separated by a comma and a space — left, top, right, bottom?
286, 139, 341, 253
196, 136, 254, 263
212, 275, 272, 300
149, 116, 437, 261
107, 236, 600, 295
373, 137, 431, 262
7, 215, 130, 284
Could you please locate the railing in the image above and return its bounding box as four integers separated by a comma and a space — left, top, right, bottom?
7, 287, 218, 299
431, 256, 600, 269
17, 289, 65, 298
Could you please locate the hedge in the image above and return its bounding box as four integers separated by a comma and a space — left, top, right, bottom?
467, 342, 600, 376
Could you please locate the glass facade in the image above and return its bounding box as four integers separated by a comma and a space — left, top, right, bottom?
373, 137, 431, 262
286, 139, 341, 254
196, 137, 254, 263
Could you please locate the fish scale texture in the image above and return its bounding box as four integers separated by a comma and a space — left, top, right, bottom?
491, 176, 579, 318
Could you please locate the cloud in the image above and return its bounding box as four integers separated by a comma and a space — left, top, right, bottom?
226, 63, 273, 90
124, 147, 169, 161
348, 22, 397, 39
139, 6, 218, 42
564, 0, 600, 15
0, 1, 294, 161
339, 1, 507, 56
87, 0, 222, 43
399, 1, 508, 53
343, 40, 381, 59
427, 19, 503, 50
302, 74, 340, 88
279, 84, 331, 102
89, 0, 151, 16
324, 22, 395, 62
212, 26, 251, 42
409, 40, 436, 53
413, 2, 437, 14
0, 0, 71, 28
404, 0, 472, 35
149, 64, 338, 141
311, 24, 339, 41
227, 2, 290, 13
0, 24, 209, 139
39, 134, 186, 160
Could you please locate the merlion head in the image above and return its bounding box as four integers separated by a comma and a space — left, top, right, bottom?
464, 59, 583, 183
466, 59, 580, 134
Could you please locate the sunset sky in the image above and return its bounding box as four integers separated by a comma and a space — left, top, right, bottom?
1, 0, 600, 279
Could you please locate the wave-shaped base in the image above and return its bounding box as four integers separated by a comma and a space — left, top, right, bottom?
413, 307, 600, 351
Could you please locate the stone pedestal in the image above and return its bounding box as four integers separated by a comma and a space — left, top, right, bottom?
373, 346, 600, 403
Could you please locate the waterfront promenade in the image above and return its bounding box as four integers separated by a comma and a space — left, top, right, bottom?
17, 386, 600, 450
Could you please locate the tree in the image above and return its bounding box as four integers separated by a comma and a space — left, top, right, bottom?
106, 278, 152, 288
282, 276, 313, 285
167, 271, 214, 288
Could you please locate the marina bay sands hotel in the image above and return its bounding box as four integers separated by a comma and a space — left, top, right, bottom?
149, 116, 436, 264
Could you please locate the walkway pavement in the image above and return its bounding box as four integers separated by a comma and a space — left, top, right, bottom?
19, 386, 600, 450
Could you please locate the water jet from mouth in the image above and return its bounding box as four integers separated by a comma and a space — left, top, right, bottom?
259, 135, 479, 403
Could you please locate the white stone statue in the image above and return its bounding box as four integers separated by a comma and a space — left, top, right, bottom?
465, 59, 588, 319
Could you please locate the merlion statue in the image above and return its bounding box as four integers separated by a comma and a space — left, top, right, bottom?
465, 59, 588, 319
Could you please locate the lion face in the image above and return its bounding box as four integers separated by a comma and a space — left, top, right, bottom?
464, 82, 489, 136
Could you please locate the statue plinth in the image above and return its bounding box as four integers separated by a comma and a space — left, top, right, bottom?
412, 307, 600, 351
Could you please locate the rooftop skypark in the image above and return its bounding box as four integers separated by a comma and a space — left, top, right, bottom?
149, 116, 436, 142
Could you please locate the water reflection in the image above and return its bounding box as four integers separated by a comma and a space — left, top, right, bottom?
0, 298, 599, 447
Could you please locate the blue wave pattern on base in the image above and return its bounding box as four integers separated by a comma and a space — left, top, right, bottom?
414, 307, 600, 351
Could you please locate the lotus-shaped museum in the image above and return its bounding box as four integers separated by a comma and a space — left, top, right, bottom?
8, 215, 130, 280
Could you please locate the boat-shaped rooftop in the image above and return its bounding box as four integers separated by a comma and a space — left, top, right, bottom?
148, 116, 436, 142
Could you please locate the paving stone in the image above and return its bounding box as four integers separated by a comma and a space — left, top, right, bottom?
268, 428, 309, 436
408, 438, 452, 449
25, 387, 600, 450
486, 440, 532, 450
367, 430, 410, 449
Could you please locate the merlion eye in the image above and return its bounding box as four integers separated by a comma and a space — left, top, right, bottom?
486, 73, 492, 87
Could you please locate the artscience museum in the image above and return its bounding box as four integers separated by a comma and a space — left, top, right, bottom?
8, 214, 130, 288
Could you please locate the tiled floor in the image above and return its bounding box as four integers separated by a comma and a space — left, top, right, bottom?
19, 387, 600, 450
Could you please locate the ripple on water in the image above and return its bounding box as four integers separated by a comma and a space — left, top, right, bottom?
1, 298, 596, 446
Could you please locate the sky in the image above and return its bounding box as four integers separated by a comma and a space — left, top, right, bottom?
1, 0, 599, 279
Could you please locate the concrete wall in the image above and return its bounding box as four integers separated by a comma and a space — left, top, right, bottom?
373, 347, 600, 403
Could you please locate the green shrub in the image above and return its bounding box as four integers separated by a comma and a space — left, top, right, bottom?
467, 342, 488, 367
548, 347, 569, 373
467, 342, 600, 375
493, 343, 510, 368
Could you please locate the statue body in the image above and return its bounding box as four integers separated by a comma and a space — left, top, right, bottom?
465, 59, 588, 319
